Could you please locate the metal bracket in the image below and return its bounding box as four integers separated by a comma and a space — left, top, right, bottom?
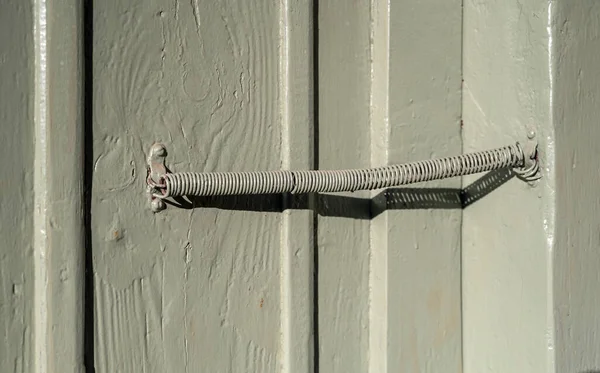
146, 143, 168, 213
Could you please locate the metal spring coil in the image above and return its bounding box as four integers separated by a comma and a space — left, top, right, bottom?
159, 143, 537, 198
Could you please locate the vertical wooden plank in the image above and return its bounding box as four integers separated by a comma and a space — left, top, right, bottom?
0, 2, 35, 372
0, 0, 85, 371
280, 0, 315, 372
462, 0, 552, 372
368, 1, 389, 372
44, 0, 86, 371
92, 1, 313, 372
384, 0, 463, 372
553, 2, 600, 372
317, 2, 372, 372
319, 1, 462, 371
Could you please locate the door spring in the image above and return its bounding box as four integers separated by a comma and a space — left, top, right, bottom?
146, 141, 540, 212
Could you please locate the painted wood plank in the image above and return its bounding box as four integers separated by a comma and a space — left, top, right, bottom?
317, 2, 372, 372
553, 2, 600, 372
368, 1, 390, 372
1, 0, 86, 372
279, 0, 315, 372
318, 1, 462, 371
384, 0, 463, 371
43, 1, 87, 371
462, 0, 552, 372
92, 1, 312, 372
0, 2, 35, 371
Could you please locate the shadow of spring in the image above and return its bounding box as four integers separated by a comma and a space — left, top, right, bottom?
162, 168, 517, 218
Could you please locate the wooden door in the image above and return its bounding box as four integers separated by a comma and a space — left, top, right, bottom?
90, 0, 463, 371
91, 1, 313, 372
4, 0, 600, 372
316, 1, 462, 372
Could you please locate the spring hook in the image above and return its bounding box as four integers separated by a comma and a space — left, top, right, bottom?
146, 143, 168, 212
146, 141, 540, 212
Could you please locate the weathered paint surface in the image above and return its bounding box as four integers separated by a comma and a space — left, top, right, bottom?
1, 0, 85, 372
279, 2, 315, 372
317, 1, 371, 371
313, 0, 464, 371
318, 0, 463, 371
462, 0, 553, 372
0, 0, 593, 372
92, 0, 312, 372
0, 1, 35, 371
384, 0, 463, 371
42, 0, 86, 370
463, 1, 600, 373
93, 0, 461, 370
553, 2, 600, 372
368, 2, 389, 371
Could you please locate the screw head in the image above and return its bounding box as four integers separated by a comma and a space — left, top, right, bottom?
151, 198, 166, 212
527, 130, 536, 140
151, 143, 167, 158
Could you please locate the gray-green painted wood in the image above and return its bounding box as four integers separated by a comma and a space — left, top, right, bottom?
317, 1, 371, 371
385, 1, 463, 371
2, 0, 599, 371
92, 0, 312, 372
462, 0, 552, 372
43, 1, 86, 371
463, 1, 600, 372
318, 1, 463, 371
368, 1, 389, 372
280, 1, 315, 371
1, 0, 85, 372
553, 2, 600, 372
1, 2, 35, 371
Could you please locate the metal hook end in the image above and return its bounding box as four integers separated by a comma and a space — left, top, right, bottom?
514, 141, 541, 183
147, 143, 168, 212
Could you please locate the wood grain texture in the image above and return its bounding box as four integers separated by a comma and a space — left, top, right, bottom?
92, 0, 312, 372
0, 2, 35, 372
385, 1, 463, 372
90, 1, 600, 372
462, 0, 552, 372
317, 2, 371, 372
553, 2, 600, 372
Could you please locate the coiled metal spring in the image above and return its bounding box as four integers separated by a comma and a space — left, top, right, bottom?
149, 142, 539, 199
